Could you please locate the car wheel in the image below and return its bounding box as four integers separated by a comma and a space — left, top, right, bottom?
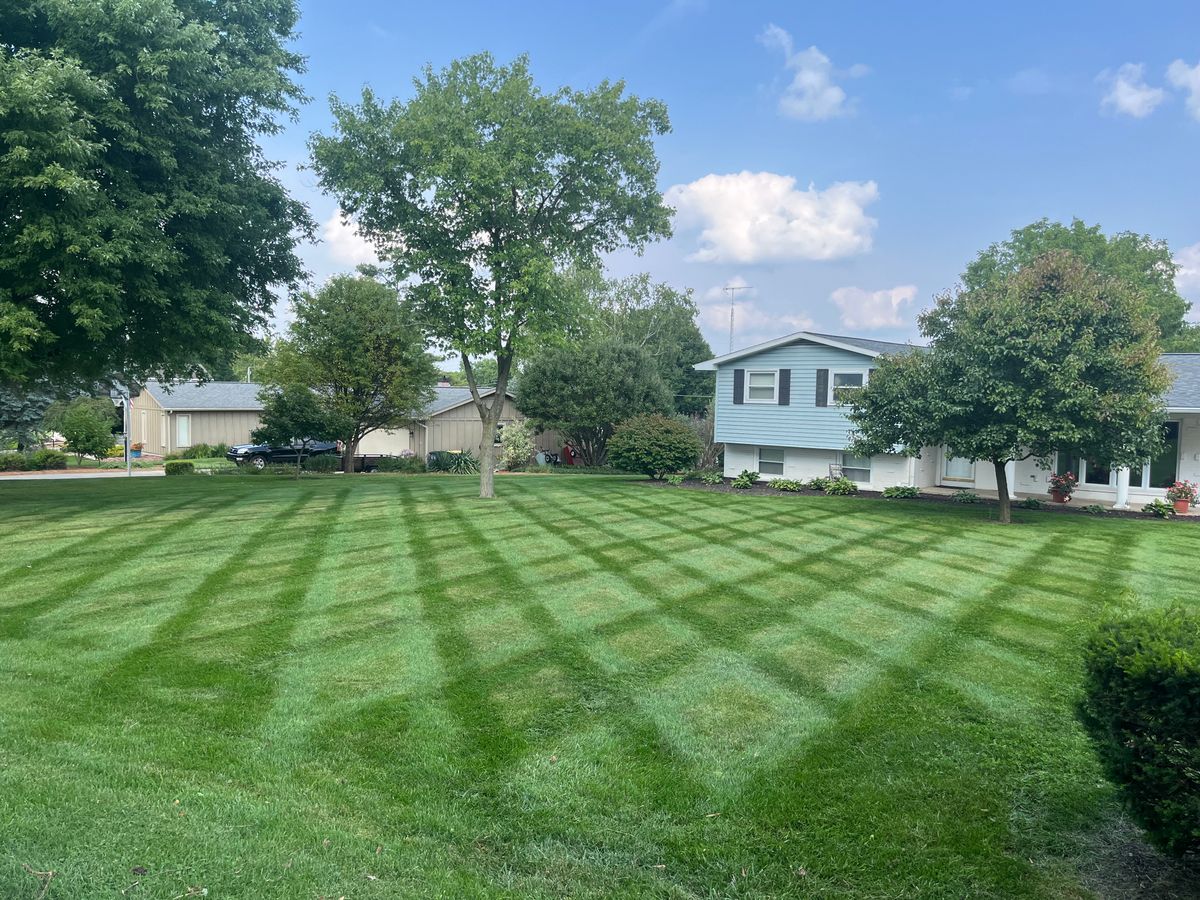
251, 455, 267, 470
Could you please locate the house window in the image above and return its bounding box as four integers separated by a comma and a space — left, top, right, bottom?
758, 447, 785, 476
746, 371, 778, 403
175, 414, 191, 448
841, 452, 872, 483
830, 371, 866, 405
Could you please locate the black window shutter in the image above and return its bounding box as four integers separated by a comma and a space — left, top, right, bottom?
733, 369, 745, 404
815, 369, 829, 407
778, 369, 791, 405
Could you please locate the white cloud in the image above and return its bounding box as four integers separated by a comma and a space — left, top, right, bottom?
831, 284, 918, 329
759, 24, 867, 121
321, 210, 378, 266
1099, 63, 1166, 118
666, 171, 879, 264
1167, 59, 1200, 121
1176, 242, 1200, 301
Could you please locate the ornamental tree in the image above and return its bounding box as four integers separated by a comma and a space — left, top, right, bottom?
309, 53, 672, 497
849, 251, 1169, 524
252, 385, 333, 479
0, 0, 311, 385
264, 275, 438, 473
516, 339, 672, 465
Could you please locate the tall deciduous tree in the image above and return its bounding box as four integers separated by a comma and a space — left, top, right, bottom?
516, 339, 672, 465
849, 251, 1169, 524
309, 53, 672, 497
578, 271, 715, 415
0, 0, 311, 385
265, 275, 438, 472
964, 219, 1191, 343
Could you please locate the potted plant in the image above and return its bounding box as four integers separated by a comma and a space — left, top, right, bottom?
130, 442, 144, 459
1048, 470, 1077, 503
1166, 480, 1197, 514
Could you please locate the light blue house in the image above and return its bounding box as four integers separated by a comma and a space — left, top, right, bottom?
695, 331, 1200, 509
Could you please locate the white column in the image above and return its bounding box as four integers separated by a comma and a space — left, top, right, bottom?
1114, 466, 1130, 510
1004, 459, 1019, 500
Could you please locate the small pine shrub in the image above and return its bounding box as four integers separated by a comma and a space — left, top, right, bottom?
882, 485, 920, 499
30, 449, 67, 470
770, 478, 804, 492
164, 460, 195, 476
952, 490, 980, 504
0, 451, 28, 471
1142, 499, 1175, 519
376, 456, 425, 473
1083, 504, 1108, 515
1080, 607, 1200, 858
664, 473, 685, 486
607, 414, 703, 479
699, 470, 724, 485
302, 453, 340, 472
824, 477, 859, 496
1020, 497, 1045, 509
731, 469, 758, 489
806, 476, 831, 492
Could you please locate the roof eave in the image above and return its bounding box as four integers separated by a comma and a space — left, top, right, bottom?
694, 331, 883, 370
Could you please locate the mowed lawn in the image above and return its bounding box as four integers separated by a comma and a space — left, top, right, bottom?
1, 476, 1196, 899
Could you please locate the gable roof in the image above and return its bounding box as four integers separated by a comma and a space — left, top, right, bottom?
142, 381, 514, 418
1163, 354, 1200, 411
694, 330, 922, 370
143, 380, 264, 411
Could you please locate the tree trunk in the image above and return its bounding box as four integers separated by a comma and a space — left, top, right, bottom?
341, 438, 358, 474
477, 399, 503, 498
993, 459, 1012, 524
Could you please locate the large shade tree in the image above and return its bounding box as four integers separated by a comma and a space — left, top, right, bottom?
964, 219, 1191, 345
849, 251, 1169, 524
309, 53, 672, 497
0, 0, 311, 385
516, 338, 672, 465
264, 275, 438, 472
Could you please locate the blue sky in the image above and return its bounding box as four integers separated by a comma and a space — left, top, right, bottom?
266, 0, 1200, 352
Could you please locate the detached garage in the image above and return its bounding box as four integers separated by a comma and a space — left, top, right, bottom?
131, 381, 263, 457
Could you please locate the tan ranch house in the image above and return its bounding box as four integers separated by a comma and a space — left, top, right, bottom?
696, 331, 1200, 509
132, 380, 556, 459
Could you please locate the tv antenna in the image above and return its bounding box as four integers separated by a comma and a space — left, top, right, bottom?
723, 284, 753, 352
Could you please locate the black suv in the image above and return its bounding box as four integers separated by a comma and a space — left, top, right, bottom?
226, 440, 339, 470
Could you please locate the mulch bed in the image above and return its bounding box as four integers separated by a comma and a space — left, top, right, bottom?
641, 478, 1196, 522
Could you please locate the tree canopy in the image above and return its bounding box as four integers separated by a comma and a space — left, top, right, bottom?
309, 52, 672, 496
252, 384, 332, 478
0, 0, 311, 385
516, 338, 672, 465
964, 219, 1190, 343
263, 275, 438, 472
850, 251, 1169, 523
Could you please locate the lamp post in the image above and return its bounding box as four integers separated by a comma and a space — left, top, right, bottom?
110, 386, 132, 477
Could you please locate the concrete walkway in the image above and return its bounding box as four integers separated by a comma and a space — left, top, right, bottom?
923, 485, 1199, 516
0, 469, 164, 481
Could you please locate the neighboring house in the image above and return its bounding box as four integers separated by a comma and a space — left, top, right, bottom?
695, 332, 1200, 509
131, 380, 263, 456
357, 386, 559, 458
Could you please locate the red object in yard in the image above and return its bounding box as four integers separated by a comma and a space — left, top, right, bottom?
1050, 489, 1070, 503
561, 444, 578, 465
1174, 499, 1190, 514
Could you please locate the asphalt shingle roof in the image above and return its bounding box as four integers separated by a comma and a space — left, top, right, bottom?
143, 381, 509, 417
804, 332, 924, 354
143, 380, 264, 411
1163, 354, 1200, 410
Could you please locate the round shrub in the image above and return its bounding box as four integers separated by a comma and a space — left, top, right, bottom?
30, 449, 67, 470
376, 455, 425, 474
1080, 607, 1200, 857
0, 451, 29, 471
606, 415, 701, 479
164, 460, 195, 476
824, 477, 859, 496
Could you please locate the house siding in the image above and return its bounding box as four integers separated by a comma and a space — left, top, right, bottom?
358, 396, 561, 460
714, 341, 877, 450
129, 391, 259, 456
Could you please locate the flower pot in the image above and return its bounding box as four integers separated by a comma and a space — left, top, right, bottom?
131, 449, 142, 458
1173, 499, 1190, 514
1050, 489, 1070, 503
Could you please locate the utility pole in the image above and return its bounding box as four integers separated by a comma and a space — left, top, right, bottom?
723, 284, 752, 353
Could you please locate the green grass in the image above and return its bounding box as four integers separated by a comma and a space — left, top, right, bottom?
0, 476, 1196, 899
